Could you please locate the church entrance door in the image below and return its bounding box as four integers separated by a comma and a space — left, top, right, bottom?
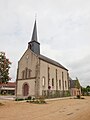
23, 83, 29, 96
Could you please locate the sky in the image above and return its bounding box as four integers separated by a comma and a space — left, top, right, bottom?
0, 0, 90, 87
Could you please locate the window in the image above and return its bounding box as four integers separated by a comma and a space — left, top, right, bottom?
62, 72, 64, 81
56, 69, 57, 80
65, 81, 67, 89
28, 69, 31, 78
62, 72, 64, 90
22, 68, 32, 79
52, 78, 54, 87
48, 67, 50, 86
25, 67, 28, 79
42, 77, 45, 87
56, 69, 58, 90
26, 54, 29, 59
22, 70, 25, 79
59, 80, 61, 89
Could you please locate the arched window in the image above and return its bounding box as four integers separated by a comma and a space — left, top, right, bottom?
25, 67, 28, 79
65, 81, 67, 89
52, 78, 54, 87
28, 69, 31, 78
22, 68, 32, 79
59, 80, 61, 89
42, 77, 45, 87
22, 70, 25, 79
48, 67, 50, 86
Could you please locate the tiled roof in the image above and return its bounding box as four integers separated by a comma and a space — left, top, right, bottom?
69, 79, 80, 88
39, 54, 68, 70
0, 82, 16, 88
70, 80, 77, 88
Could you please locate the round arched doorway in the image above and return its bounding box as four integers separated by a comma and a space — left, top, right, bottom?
23, 83, 29, 96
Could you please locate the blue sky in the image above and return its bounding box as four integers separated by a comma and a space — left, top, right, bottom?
0, 0, 90, 87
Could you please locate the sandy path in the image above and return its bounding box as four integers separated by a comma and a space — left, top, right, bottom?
0, 96, 90, 120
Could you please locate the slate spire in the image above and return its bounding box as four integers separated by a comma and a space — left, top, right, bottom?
28, 19, 40, 55
31, 20, 37, 42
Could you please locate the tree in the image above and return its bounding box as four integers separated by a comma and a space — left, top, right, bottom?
75, 77, 81, 89
81, 86, 90, 96
86, 86, 90, 95
0, 52, 11, 83
81, 87, 87, 96
86, 86, 90, 91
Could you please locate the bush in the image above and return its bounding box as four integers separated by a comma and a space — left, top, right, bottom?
65, 91, 71, 97
27, 96, 32, 100
26, 96, 46, 104
38, 96, 46, 104
77, 95, 81, 99
15, 98, 24, 101
32, 97, 35, 101
25, 96, 32, 100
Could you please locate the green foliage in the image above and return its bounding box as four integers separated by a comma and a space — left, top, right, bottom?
15, 96, 46, 104
25, 96, 32, 100
75, 77, 81, 89
15, 98, 24, 101
27, 96, 46, 104
81, 86, 90, 96
77, 95, 81, 99
27, 96, 32, 100
37, 96, 46, 103
86, 86, 90, 92
0, 52, 11, 83
65, 91, 71, 97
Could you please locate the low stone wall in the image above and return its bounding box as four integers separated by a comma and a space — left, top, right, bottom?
42, 90, 70, 98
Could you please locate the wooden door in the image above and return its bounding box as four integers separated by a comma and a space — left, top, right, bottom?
23, 83, 29, 96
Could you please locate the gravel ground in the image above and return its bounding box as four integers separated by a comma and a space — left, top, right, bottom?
0, 96, 90, 120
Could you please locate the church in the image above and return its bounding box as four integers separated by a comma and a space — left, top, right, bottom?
16, 20, 69, 98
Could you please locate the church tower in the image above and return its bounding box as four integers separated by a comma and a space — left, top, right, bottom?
28, 20, 40, 55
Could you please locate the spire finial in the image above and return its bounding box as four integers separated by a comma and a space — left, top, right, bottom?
35, 13, 37, 20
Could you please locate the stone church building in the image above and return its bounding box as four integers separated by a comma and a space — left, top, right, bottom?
16, 20, 69, 98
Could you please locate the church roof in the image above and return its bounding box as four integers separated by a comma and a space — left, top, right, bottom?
69, 79, 81, 88
39, 54, 68, 71
0, 82, 16, 88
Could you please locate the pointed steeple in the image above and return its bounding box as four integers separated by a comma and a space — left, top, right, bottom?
28, 19, 40, 55
31, 20, 37, 42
